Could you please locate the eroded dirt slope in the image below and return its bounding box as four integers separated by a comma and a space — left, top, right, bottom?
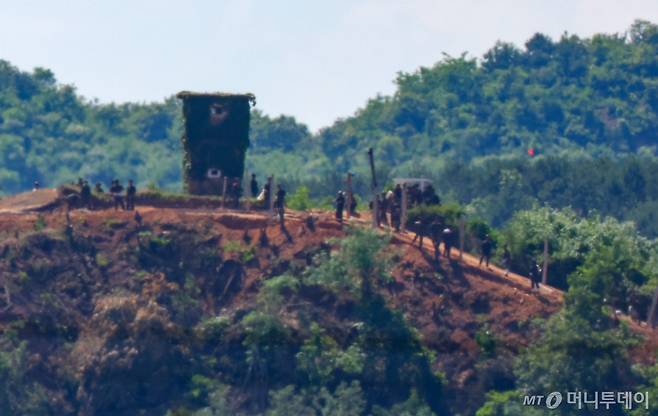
0, 197, 654, 414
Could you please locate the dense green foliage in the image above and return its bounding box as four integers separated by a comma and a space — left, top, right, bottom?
176, 228, 443, 415
439, 155, 658, 237
500, 207, 658, 291
473, 204, 658, 415
0, 62, 183, 192
0, 337, 49, 414
476, 235, 645, 415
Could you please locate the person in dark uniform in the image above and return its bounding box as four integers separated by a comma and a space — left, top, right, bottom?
529, 261, 542, 291
442, 227, 454, 258
94, 182, 104, 193
390, 202, 401, 232
110, 179, 125, 211
231, 178, 242, 208
502, 246, 512, 277
126, 180, 137, 211
349, 194, 357, 215
335, 191, 345, 222
250, 174, 259, 198
393, 184, 402, 205
80, 180, 92, 210
411, 184, 422, 206
274, 185, 286, 224
429, 220, 443, 260
412, 217, 427, 247
479, 234, 493, 268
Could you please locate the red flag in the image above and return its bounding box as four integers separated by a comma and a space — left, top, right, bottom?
527, 147, 535, 157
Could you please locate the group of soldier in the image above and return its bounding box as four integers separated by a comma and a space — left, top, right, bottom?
250, 174, 287, 225
377, 185, 544, 292
483, 239, 543, 291
409, 219, 543, 291
410, 215, 456, 261
75, 177, 136, 211
374, 184, 403, 231
63, 172, 545, 291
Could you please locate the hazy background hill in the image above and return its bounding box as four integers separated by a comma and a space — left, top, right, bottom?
1, 20, 657, 233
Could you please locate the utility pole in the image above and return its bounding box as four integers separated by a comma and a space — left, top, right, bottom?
268, 176, 275, 217
221, 176, 228, 209
542, 237, 549, 285
401, 183, 408, 233
459, 215, 465, 261
345, 173, 353, 219
367, 148, 378, 229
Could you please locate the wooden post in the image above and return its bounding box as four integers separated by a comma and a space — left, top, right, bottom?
246, 172, 252, 210
221, 176, 228, 209
648, 287, 658, 329
459, 216, 465, 261
542, 237, 549, 285
367, 148, 378, 229
268, 176, 275, 216
401, 184, 408, 233
345, 173, 353, 219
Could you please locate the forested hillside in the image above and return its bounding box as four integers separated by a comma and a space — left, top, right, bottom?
1, 20, 657, 233
2, 19, 658, 416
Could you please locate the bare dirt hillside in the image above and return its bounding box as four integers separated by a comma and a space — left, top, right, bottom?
0, 190, 655, 415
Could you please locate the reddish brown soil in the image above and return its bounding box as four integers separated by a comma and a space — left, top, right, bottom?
1, 190, 656, 411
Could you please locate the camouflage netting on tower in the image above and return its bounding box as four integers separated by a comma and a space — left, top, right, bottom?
177, 91, 256, 195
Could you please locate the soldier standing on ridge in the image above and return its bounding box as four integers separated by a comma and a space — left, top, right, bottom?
126, 180, 137, 211
231, 178, 242, 208
335, 191, 345, 222
394, 184, 402, 205
349, 194, 358, 215
275, 185, 286, 224
479, 234, 493, 269
110, 179, 125, 211
442, 226, 454, 258
80, 180, 92, 210
250, 174, 259, 198
412, 216, 427, 247
429, 220, 443, 261
529, 261, 542, 291
95, 182, 104, 193
411, 184, 422, 206
391, 202, 401, 232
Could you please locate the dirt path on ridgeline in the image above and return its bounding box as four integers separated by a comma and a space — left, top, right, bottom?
0, 189, 59, 214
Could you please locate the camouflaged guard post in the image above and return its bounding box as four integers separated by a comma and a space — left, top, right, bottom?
176, 91, 256, 195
